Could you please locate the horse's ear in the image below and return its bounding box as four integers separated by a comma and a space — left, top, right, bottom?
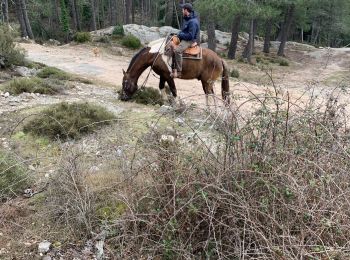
122, 69, 126, 76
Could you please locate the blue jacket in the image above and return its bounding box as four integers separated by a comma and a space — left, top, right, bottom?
178, 12, 200, 43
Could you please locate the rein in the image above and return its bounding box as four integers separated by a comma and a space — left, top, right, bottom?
139, 36, 172, 89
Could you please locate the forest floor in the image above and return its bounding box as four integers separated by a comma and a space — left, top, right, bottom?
0, 40, 349, 259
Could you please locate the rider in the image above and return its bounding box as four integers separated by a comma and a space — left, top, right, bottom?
171, 3, 200, 79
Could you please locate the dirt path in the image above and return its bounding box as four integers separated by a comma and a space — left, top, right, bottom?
19, 42, 350, 106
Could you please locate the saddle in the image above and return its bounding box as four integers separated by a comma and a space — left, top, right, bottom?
171, 36, 202, 58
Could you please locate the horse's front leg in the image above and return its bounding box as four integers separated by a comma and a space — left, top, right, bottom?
166, 77, 179, 106
159, 76, 168, 102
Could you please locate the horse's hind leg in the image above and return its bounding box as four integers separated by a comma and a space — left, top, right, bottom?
201, 80, 217, 112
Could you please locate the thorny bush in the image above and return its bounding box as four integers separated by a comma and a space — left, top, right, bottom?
106, 85, 350, 259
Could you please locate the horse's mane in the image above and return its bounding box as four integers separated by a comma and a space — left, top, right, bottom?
127, 47, 148, 72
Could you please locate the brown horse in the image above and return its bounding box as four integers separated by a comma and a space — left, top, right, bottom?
121, 37, 230, 106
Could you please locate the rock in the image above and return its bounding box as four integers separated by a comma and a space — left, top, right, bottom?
123, 24, 161, 44
110, 46, 125, 56
4, 92, 9, 98
24, 188, 34, 197
91, 26, 114, 36
214, 30, 232, 46
89, 166, 100, 172
174, 117, 185, 126
42, 256, 52, 260
160, 135, 175, 143
158, 105, 173, 114
95, 240, 104, 260
116, 147, 123, 157
48, 39, 60, 46
38, 241, 51, 254
15, 66, 38, 77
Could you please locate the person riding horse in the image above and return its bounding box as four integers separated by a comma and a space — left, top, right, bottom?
171, 3, 200, 79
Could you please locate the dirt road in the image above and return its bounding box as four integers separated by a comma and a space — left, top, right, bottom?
19, 42, 350, 106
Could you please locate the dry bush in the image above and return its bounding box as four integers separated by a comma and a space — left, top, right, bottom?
106, 86, 350, 259
0, 151, 30, 201
47, 152, 96, 238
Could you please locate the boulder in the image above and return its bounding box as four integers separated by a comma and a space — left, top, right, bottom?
14, 66, 38, 77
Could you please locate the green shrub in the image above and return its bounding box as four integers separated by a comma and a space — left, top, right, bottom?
121, 35, 141, 49
0, 25, 26, 68
95, 36, 111, 43
112, 25, 124, 37
37, 66, 71, 80
2, 77, 64, 95
23, 102, 116, 140
74, 32, 92, 43
230, 68, 240, 78
131, 87, 163, 106
279, 58, 289, 66
0, 152, 29, 200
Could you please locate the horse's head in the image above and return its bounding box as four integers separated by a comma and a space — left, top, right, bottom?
121, 69, 138, 101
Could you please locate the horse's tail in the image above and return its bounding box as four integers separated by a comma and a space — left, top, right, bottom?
221, 60, 230, 104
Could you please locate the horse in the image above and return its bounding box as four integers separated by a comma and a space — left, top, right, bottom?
121, 36, 230, 107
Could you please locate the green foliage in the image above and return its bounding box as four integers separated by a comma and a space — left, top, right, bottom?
95, 36, 111, 43
2, 77, 65, 95
74, 32, 92, 43
0, 152, 30, 200
279, 58, 289, 66
121, 35, 141, 49
0, 25, 26, 67
256, 53, 290, 66
23, 102, 116, 140
131, 87, 164, 106
112, 25, 125, 37
60, 0, 70, 34
37, 66, 71, 80
230, 68, 240, 78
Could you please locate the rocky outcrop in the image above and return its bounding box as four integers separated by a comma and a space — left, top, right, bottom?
91, 24, 248, 46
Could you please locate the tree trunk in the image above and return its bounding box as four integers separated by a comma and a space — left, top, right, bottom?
140, 0, 144, 24
131, 0, 135, 23
20, 0, 34, 39
252, 19, 257, 54
1, 0, 9, 23
207, 13, 216, 52
227, 15, 241, 59
263, 19, 272, 53
164, 0, 173, 26
70, 0, 79, 30
91, 0, 97, 30
51, 0, 60, 27
125, 0, 131, 24
15, 0, 28, 37
243, 19, 255, 61
243, 19, 254, 63
110, 0, 117, 25
95, 0, 100, 29
278, 4, 295, 56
